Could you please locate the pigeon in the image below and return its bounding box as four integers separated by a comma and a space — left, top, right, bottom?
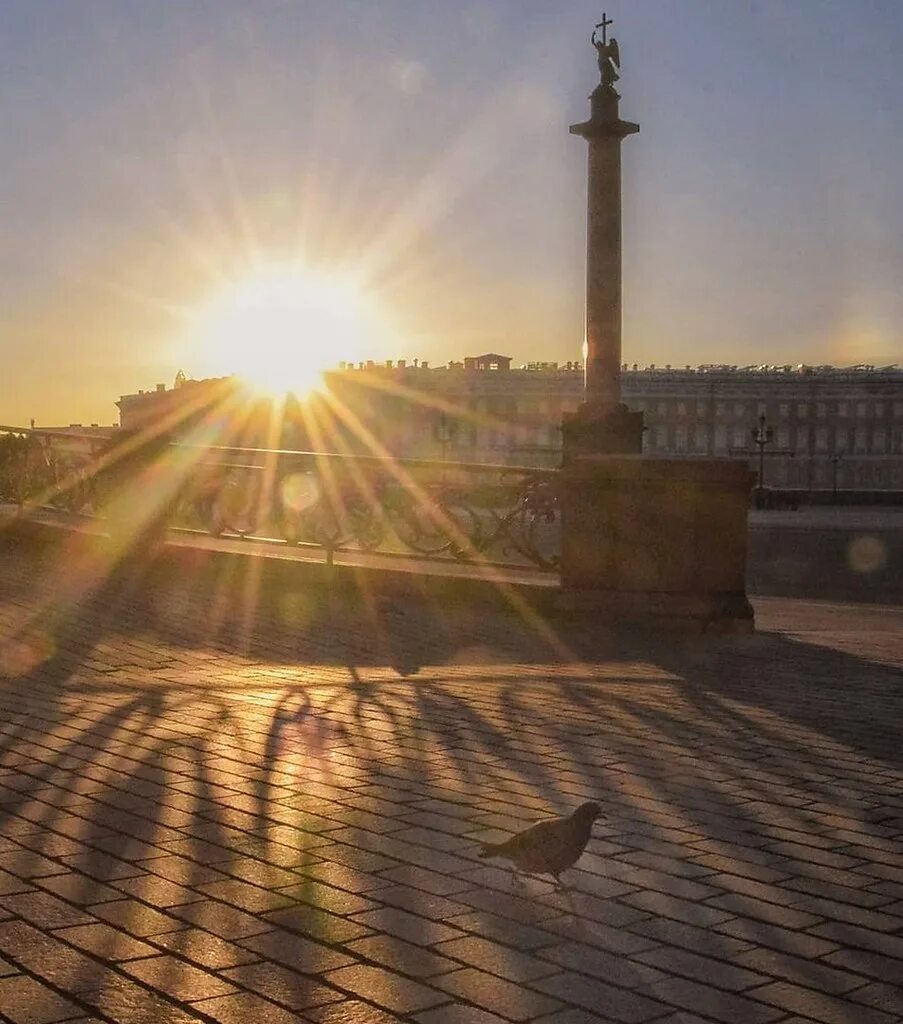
478, 801, 602, 887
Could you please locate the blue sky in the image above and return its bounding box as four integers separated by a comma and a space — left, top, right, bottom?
2, 1, 902, 424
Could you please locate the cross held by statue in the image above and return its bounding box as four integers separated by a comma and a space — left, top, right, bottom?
594, 13, 613, 47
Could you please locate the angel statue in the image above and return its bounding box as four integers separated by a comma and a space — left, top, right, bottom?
592, 15, 620, 88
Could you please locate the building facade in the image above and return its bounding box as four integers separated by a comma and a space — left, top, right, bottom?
115, 358, 903, 491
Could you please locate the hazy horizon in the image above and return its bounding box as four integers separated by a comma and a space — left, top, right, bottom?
2, 0, 902, 426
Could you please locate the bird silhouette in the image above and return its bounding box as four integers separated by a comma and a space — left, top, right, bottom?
478, 801, 602, 887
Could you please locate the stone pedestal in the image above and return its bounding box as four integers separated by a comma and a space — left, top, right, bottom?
561, 402, 644, 464
559, 455, 755, 631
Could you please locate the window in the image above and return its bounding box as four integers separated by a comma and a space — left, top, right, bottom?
856, 402, 867, 418
874, 429, 886, 453
696, 401, 707, 417
875, 402, 884, 417
655, 425, 668, 449
734, 402, 745, 418
694, 427, 708, 451
817, 402, 827, 418
836, 428, 849, 451
779, 403, 790, 418
677, 402, 687, 417
894, 402, 903, 418
715, 425, 727, 451
675, 425, 688, 451
795, 428, 808, 451
777, 426, 790, 448
657, 401, 667, 416
757, 402, 767, 416
732, 428, 746, 449
854, 427, 868, 452
838, 402, 849, 417
815, 426, 828, 452
715, 401, 726, 417
797, 403, 808, 418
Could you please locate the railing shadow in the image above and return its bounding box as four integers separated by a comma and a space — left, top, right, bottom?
0, 541, 901, 1019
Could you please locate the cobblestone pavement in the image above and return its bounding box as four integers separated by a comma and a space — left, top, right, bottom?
0, 541, 901, 1024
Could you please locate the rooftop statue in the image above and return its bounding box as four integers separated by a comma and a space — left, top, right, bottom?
592, 13, 620, 88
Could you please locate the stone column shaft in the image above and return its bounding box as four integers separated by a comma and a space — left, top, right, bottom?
585, 135, 624, 411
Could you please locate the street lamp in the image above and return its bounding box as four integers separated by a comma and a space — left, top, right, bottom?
434, 411, 456, 463
830, 451, 842, 501
751, 413, 774, 496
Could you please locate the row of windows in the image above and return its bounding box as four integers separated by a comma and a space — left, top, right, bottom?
633, 399, 903, 420
645, 424, 903, 455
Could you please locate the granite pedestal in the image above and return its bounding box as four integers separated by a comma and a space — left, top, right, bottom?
559, 455, 755, 632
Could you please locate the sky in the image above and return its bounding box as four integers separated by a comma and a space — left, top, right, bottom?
2, 0, 902, 425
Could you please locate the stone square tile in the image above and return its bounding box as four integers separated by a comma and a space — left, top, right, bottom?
323, 963, 448, 1015
221, 961, 345, 1010
121, 953, 237, 1001
345, 934, 460, 979
54, 922, 159, 962
433, 967, 563, 1021
0, 973, 84, 1024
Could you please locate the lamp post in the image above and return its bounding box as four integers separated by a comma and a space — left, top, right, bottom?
751, 413, 774, 497
830, 451, 842, 501
434, 412, 455, 466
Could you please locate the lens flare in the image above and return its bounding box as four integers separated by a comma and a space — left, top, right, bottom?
190, 264, 391, 397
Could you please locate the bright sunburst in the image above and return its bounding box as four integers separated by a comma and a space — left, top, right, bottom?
191, 264, 388, 396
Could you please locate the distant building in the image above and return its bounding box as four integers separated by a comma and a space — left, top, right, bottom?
114, 356, 903, 491
326, 356, 903, 490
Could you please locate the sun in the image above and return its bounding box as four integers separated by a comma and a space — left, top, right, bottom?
191, 264, 387, 396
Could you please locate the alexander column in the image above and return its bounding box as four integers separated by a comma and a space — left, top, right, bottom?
562, 14, 644, 459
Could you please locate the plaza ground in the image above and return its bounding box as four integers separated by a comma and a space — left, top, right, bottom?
0, 537, 901, 1024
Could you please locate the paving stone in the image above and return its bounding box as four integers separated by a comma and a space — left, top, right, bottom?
443, 911, 565, 952
847, 982, 903, 1015
534, 971, 669, 1022
192, 991, 308, 1024
821, 947, 903, 981
89, 898, 184, 937
323, 963, 448, 1014
149, 928, 262, 969
239, 927, 354, 973
633, 945, 768, 992
37, 873, 122, 906
276, 879, 379, 916
750, 980, 897, 1024
112, 874, 204, 908
379, 865, 473, 896
54, 922, 159, 962
732, 946, 868, 994
416, 1004, 508, 1024
121, 953, 237, 1000
636, 976, 784, 1024
304, 1000, 404, 1023
435, 934, 560, 983
221, 960, 345, 1010
0, 973, 84, 1023
0, 890, 93, 929
166, 898, 271, 939
345, 934, 460, 978
264, 903, 373, 943
350, 907, 463, 947
431, 966, 563, 1020
539, 942, 665, 988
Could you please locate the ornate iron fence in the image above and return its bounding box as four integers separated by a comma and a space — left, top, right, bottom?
0, 429, 560, 572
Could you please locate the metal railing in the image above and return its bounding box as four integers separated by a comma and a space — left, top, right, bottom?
0, 427, 561, 572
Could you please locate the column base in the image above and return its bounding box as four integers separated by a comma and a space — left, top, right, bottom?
560, 455, 755, 633
554, 588, 754, 634
561, 403, 644, 463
